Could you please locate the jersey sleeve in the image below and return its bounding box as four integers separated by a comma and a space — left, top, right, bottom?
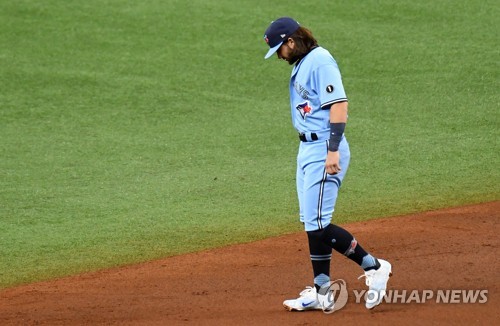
313, 63, 348, 109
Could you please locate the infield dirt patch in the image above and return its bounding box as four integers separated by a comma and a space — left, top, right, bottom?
1, 201, 498, 325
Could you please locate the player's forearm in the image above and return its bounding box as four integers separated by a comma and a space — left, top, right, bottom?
328, 101, 348, 152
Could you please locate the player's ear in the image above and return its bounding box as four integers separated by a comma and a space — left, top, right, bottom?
287, 38, 295, 48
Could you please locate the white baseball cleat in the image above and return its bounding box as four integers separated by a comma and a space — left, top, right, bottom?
283, 286, 323, 311
359, 259, 393, 309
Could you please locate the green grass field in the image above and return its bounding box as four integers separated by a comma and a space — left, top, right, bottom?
1, 0, 499, 288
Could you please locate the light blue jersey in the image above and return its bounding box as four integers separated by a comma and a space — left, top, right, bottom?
290, 47, 347, 137
291, 47, 350, 231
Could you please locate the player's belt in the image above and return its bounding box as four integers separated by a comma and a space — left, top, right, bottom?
299, 133, 318, 142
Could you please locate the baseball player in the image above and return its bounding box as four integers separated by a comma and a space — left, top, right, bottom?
263, 17, 392, 311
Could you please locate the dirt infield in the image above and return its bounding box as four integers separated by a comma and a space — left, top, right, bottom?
1, 201, 498, 325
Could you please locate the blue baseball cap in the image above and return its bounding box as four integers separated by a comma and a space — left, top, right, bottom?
263, 17, 300, 59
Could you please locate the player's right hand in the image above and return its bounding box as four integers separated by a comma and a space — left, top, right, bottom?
325, 151, 341, 175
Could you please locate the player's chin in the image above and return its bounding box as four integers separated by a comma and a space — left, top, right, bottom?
287, 55, 300, 65
280, 56, 293, 65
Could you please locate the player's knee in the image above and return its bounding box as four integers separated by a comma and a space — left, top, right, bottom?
324, 224, 356, 256
306, 228, 331, 255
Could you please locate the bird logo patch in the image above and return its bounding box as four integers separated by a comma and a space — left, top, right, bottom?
344, 239, 358, 256
296, 101, 312, 120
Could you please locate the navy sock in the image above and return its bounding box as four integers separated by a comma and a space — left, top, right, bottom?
307, 230, 332, 291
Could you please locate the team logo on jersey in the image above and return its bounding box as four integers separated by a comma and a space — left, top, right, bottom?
296, 101, 312, 120
326, 85, 334, 93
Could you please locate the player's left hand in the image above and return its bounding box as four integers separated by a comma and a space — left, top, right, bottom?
326, 151, 341, 175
